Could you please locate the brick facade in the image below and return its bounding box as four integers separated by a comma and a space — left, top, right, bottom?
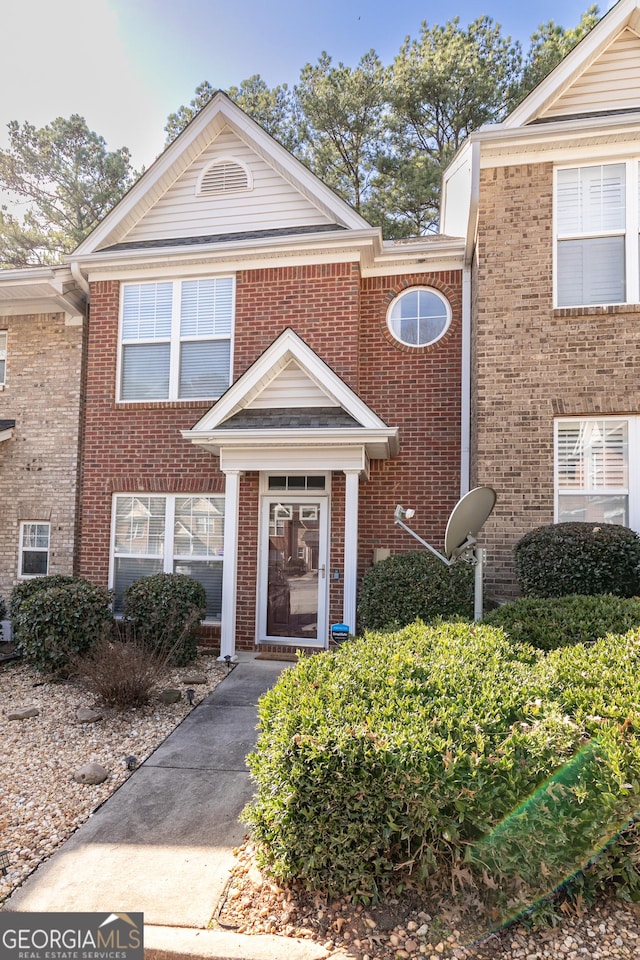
77, 264, 463, 650
473, 162, 640, 597
0, 312, 83, 602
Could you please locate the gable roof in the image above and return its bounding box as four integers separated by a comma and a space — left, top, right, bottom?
182, 328, 399, 465
505, 0, 640, 128
73, 92, 369, 258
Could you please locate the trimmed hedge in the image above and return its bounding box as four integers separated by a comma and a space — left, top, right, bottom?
483, 594, 640, 650
124, 573, 206, 666
357, 550, 474, 631
9, 574, 77, 627
514, 522, 640, 598
243, 621, 640, 910
13, 579, 113, 673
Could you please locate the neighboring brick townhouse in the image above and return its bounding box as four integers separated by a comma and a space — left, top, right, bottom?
441, 0, 640, 598
0, 270, 85, 613
2, 0, 640, 647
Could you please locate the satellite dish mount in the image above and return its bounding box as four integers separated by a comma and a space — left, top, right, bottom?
394, 487, 497, 620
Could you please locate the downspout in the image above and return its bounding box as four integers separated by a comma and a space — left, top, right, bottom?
460, 140, 481, 498
70, 260, 90, 299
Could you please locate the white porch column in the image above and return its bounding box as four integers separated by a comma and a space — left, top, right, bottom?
343, 469, 360, 633
219, 469, 240, 661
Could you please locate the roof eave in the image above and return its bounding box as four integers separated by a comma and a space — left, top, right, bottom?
181, 426, 400, 459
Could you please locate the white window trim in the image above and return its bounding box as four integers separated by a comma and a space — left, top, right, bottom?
109, 493, 225, 622
0, 330, 7, 386
386, 286, 452, 348
554, 416, 640, 531
116, 277, 235, 403
18, 521, 50, 579
553, 159, 640, 308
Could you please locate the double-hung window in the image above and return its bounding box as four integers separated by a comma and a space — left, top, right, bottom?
119, 277, 234, 400
0, 331, 7, 385
19, 522, 50, 577
554, 418, 640, 528
555, 161, 640, 307
111, 494, 225, 619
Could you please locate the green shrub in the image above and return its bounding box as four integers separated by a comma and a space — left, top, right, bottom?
124, 573, 206, 666
243, 621, 640, 912
514, 522, 640, 598
483, 594, 640, 650
9, 574, 77, 632
14, 579, 113, 673
357, 551, 474, 631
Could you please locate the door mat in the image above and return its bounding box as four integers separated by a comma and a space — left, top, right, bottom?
254, 652, 299, 662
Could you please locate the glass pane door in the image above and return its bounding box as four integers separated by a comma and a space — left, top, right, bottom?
261, 498, 327, 645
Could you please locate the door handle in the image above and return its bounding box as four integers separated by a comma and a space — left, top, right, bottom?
320, 564, 326, 578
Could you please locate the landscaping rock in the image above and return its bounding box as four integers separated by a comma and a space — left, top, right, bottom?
7, 706, 40, 720
181, 674, 207, 685
76, 707, 102, 723
158, 688, 181, 704
73, 763, 109, 785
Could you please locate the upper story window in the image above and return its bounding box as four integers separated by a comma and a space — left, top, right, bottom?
387, 287, 451, 347
0, 331, 6, 385
555, 161, 639, 307
119, 277, 234, 401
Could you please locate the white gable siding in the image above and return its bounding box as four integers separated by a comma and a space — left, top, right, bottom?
124, 128, 334, 243
249, 360, 339, 409
540, 29, 640, 120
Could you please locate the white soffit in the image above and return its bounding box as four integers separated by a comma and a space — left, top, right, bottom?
504, 0, 640, 128
0, 268, 85, 321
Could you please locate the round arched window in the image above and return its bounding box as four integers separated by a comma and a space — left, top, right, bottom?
387, 287, 451, 347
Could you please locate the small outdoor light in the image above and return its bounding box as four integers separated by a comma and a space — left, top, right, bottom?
186, 688, 195, 706
125, 756, 137, 772
223, 654, 234, 674
0, 851, 10, 876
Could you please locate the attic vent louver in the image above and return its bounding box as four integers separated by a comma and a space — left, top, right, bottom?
198, 160, 250, 196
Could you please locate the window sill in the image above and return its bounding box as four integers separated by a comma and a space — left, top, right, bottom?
554, 303, 640, 317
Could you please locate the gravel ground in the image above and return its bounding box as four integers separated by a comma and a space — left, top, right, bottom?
2, 653, 640, 959
0, 651, 225, 903
219, 843, 640, 959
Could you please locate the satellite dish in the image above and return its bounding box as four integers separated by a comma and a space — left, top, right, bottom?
444, 486, 496, 561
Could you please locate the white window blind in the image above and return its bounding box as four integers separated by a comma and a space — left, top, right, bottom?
119, 278, 234, 401
0, 331, 6, 385
555, 162, 640, 307
556, 164, 627, 307
112, 494, 224, 619
556, 419, 630, 526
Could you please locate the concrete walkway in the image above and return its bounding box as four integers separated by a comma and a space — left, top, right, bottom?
3, 654, 332, 960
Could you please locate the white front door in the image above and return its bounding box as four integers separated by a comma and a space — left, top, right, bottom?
258, 495, 329, 646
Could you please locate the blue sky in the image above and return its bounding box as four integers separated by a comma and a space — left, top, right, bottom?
1, 0, 616, 171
